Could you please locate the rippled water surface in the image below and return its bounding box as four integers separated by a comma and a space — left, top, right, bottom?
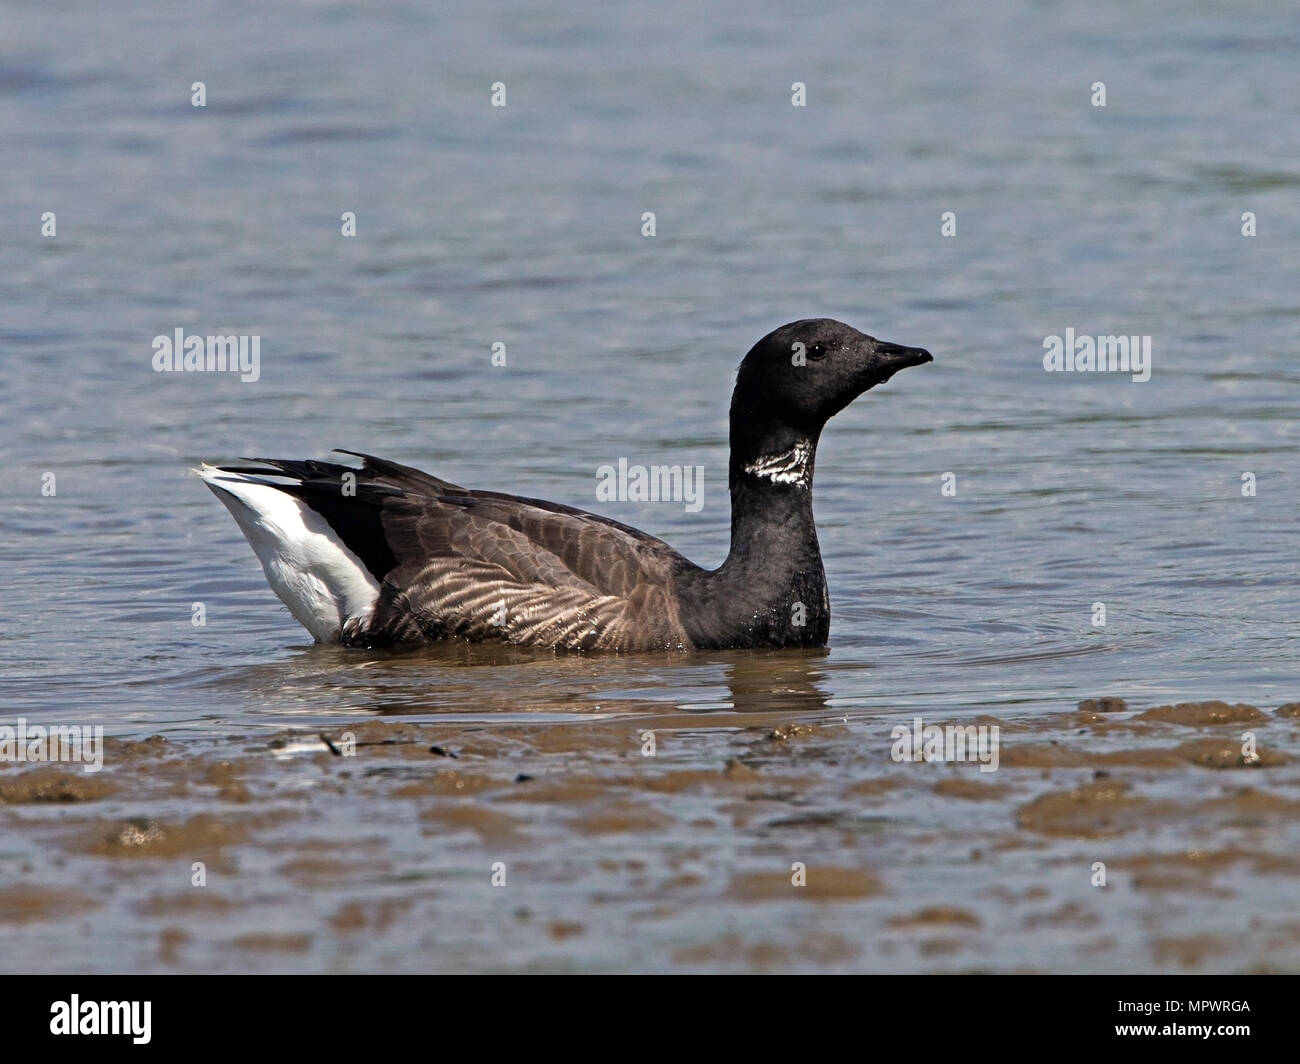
1, 1, 1298, 973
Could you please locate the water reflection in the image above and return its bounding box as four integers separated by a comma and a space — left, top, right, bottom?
205, 643, 834, 725
719, 650, 831, 715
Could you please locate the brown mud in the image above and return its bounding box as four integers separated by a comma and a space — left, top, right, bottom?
2, 698, 1298, 972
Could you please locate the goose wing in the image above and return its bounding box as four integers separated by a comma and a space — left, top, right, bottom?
229, 451, 694, 650
368, 483, 694, 650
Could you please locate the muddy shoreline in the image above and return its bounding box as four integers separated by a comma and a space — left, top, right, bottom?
3, 697, 1298, 973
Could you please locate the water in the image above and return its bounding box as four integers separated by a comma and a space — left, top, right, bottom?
2, 0, 1299, 973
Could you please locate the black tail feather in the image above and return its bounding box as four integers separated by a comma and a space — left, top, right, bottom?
214, 457, 403, 580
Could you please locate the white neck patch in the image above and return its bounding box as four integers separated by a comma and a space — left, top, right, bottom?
743, 440, 813, 487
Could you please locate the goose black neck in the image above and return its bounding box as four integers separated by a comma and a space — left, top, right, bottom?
669, 388, 833, 647
724, 413, 822, 575
674, 404, 830, 648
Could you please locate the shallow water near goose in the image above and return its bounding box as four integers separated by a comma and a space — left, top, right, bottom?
2, 0, 1299, 973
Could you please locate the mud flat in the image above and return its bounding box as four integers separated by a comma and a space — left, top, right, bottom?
2, 698, 1298, 973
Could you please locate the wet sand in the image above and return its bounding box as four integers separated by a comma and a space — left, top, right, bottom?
3, 690, 1299, 973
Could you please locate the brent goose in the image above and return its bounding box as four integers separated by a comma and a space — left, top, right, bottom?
197, 319, 932, 651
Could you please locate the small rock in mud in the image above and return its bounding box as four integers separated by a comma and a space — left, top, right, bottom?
329, 898, 411, 933
889, 906, 981, 929
136, 893, 236, 915
731, 866, 879, 902
0, 886, 98, 923
393, 771, 497, 797
1137, 701, 1265, 726
158, 927, 189, 963
1152, 934, 1226, 968
549, 920, 585, 940
0, 769, 115, 804
104, 735, 168, 760
420, 804, 521, 841
227, 933, 312, 953
84, 814, 249, 858
1175, 738, 1286, 769
723, 758, 761, 781
996, 742, 1088, 769
203, 761, 243, 785
933, 778, 1007, 801
1017, 780, 1155, 838
571, 804, 671, 835
1078, 697, 1128, 714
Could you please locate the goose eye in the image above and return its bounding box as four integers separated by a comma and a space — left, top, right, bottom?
807, 344, 827, 360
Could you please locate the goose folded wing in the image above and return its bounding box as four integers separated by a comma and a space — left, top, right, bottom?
363, 491, 691, 650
